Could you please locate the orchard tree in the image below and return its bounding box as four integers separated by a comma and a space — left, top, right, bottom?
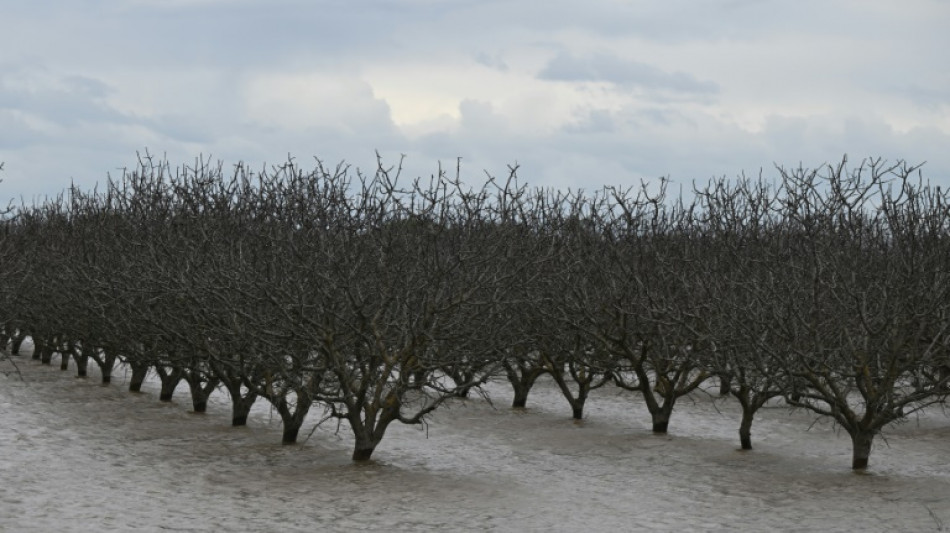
773, 158, 950, 469
692, 175, 788, 450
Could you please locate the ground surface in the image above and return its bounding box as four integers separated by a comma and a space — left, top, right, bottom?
2, 348, 949, 532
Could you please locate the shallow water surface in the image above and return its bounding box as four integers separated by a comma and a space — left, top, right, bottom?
2, 352, 948, 532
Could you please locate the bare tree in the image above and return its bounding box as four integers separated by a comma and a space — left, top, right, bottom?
692, 175, 789, 449
770, 157, 950, 469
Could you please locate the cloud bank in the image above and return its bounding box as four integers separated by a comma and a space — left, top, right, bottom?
1, 0, 948, 201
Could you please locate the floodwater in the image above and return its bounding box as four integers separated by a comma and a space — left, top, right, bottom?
2, 345, 949, 532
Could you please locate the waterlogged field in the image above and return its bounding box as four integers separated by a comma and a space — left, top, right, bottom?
2, 349, 949, 532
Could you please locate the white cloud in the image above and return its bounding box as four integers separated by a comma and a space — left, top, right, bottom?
1, 0, 948, 202
243, 72, 394, 134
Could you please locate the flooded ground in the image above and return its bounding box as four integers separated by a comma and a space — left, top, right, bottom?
2, 346, 949, 532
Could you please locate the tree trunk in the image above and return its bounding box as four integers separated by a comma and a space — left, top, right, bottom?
98, 351, 116, 384
850, 430, 875, 470
350, 423, 382, 461
512, 388, 529, 408
348, 408, 397, 462
31, 337, 44, 360
10, 333, 26, 356
74, 353, 89, 378
223, 381, 257, 426
282, 425, 301, 445
156, 367, 184, 402
571, 403, 585, 420
352, 442, 377, 462
128, 361, 149, 392
505, 362, 544, 409
231, 396, 256, 426
651, 403, 674, 433
184, 374, 219, 413
85, 346, 116, 384
1, 324, 13, 352
40, 345, 53, 365
719, 374, 732, 396
738, 408, 754, 450
267, 395, 312, 445
60, 351, 70, 371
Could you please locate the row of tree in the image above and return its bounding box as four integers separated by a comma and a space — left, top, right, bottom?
1, 154, 948, 468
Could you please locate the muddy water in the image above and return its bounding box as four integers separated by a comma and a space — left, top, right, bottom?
2, 351, 948, 532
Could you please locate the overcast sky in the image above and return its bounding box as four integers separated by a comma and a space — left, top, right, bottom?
1, 0, 948, 202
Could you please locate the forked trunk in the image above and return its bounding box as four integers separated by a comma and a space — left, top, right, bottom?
88, 347, 117, 384
350, 426, 382, 462
645, 388, 675, 434
268, 395, 312, 445
156, 367, 184, 402
348, 408, 398, 462
506, 364, 543, 409
185, 375, 219, 413
224, 382, 258, 426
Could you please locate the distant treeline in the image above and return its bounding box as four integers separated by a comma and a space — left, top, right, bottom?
1, 153, 948, 468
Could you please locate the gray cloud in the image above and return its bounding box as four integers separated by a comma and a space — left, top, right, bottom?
889, 83, 950, 111
538, 52, 719, 96
1, 0, 948, 202
0, 70, 129, 128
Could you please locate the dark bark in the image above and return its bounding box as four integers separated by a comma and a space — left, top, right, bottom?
571, 404, 585, 420
74, 353, 89, 378
282, 425, 301, 445
347, 404, 399, 462
184, 372, 219, 413
512, 391, 529, 409
352, 444, 376, 462
86, 346, 117, 384
223, 381, 258, 426
128, 361, 149, 392
738, 409, 754, 450
732, 385, 780, 451
155, 366, 184, 402
719, 374, 731, 396
550, 370, 589, 420
10, 334, 25, 356
350, 421, 384, 461
39, 342, 53, 365
31, 337, 43, 360
850, 430, 874, 470
652, 417, 670, 434
504, 360, 545, 409
264, 394, 312, 445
